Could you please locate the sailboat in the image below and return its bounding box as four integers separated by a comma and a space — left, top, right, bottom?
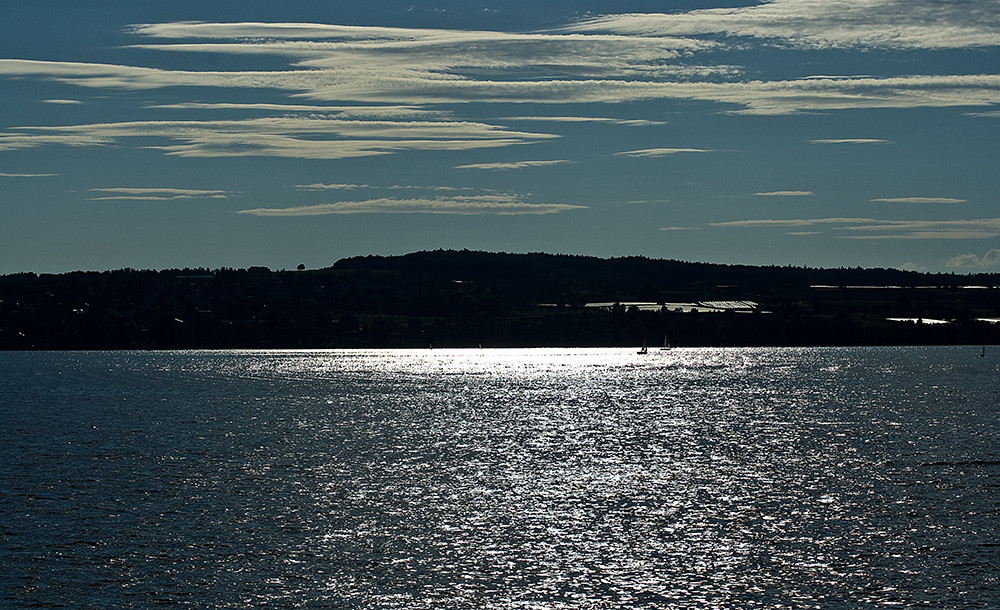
982, 343, 986, 358
638, 340, 648, 355
660, 333, 672, 351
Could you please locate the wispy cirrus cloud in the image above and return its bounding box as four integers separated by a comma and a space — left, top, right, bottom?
126, 21, 714, 76
753, 190, 813, 196
295, 182, 474, 192
872, 197, 966, 204
811, 138, 890, 144
615, 147, 712, 158
238, 194, 587, 216
712, 217, 875, 228
564, 0, 1000, 50
0, 117, 556, 158
295, 183, 373, 191
2, 10, 997, 120
89, 187, 231, 200
712, 216, 1000, 239
148, 102, 443, 119
0, 59, 997, 121
499, 116, 668, 127
0, 172, 57, 177
455, 160, 573, 170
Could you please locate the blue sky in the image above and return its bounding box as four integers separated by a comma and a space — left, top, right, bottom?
2, 0, 999, 274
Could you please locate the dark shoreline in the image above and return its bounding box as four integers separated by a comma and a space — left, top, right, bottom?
4, 250, 999, 350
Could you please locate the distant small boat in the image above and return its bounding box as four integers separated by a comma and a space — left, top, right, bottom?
982, 343, 986, 358
660, 333, 672, 350
638, 341, 648, 355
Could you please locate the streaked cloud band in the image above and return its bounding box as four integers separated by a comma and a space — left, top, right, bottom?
238, 196, 587, 216
712, 217, 1000, 239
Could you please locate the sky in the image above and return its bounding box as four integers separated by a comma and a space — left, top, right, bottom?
1, 0, 999, 274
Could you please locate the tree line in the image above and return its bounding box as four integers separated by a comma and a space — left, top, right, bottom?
2, 250, 999, 349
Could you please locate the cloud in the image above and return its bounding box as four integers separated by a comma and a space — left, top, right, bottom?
455, 160, 573, 170
1, 117, 556, 159
43, 99, 82, 105
946, 249, 1000, 270
89, 187, 231, 200
238, 195, 587, 216
871, 197, 966, 204
3, 52, 1000, 117
615, 147, 712, 157
711, 217, 875, 228
124, 22, 717, 85
659, 226, 696, 231
0, 133, 112, 151
564, 0, 1000, 50
295, 182, 473, 192
811, 138, 890, 144
134, 5, 997, 59
499, 116, 668, 127
148, 102, 444, 119
295, 183, 373, 191
712, 216, 1000, 239
0, 172, 57, 177
844, 223, 1000, 239
753, 190, 813, 196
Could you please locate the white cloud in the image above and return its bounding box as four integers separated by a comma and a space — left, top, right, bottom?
455, 160, 573, 170
0, 172, 57, 177
811, 139, 890, 144
712, 216, 1000, 239
711, 217, 876, 228
295, 182, 472, 192
946, 249, 1000, 269
872, 197, 966, 204
499, 116, 668, 127
565, 0, 1000, 50
148, 102, 443, 119
89, 187, 231, 200
753, 190, 813, 196
125, 22, 717, 85
295, 183, 373, 191
0, 132, 112, 151
238, 195, 587, 216
2, 117, 556, 159
43, 99, 82, 105
615, 147, 712, 157
843, 219, 1000, 239
3, 54, 1000, 117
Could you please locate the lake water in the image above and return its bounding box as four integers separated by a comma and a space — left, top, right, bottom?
2, 347, 998, 608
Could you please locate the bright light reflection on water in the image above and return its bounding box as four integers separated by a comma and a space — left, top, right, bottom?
2, 347, 998, 608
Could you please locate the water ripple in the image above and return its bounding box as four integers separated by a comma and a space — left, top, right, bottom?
1, 347, 998, 608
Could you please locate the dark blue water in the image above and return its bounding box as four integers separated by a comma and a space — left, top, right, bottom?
2, 348, 998, 608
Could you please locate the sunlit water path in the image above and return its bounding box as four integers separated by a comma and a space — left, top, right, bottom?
2, 347, 998, 608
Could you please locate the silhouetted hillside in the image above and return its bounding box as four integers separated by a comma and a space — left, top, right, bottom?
2, 250, 999, 349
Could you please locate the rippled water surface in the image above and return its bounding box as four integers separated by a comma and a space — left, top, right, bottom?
2, 347, 999, 608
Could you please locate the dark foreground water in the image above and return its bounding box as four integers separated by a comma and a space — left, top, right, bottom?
1, 347, 998, 608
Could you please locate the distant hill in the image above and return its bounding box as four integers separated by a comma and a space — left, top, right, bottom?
2, 250, 999, 349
